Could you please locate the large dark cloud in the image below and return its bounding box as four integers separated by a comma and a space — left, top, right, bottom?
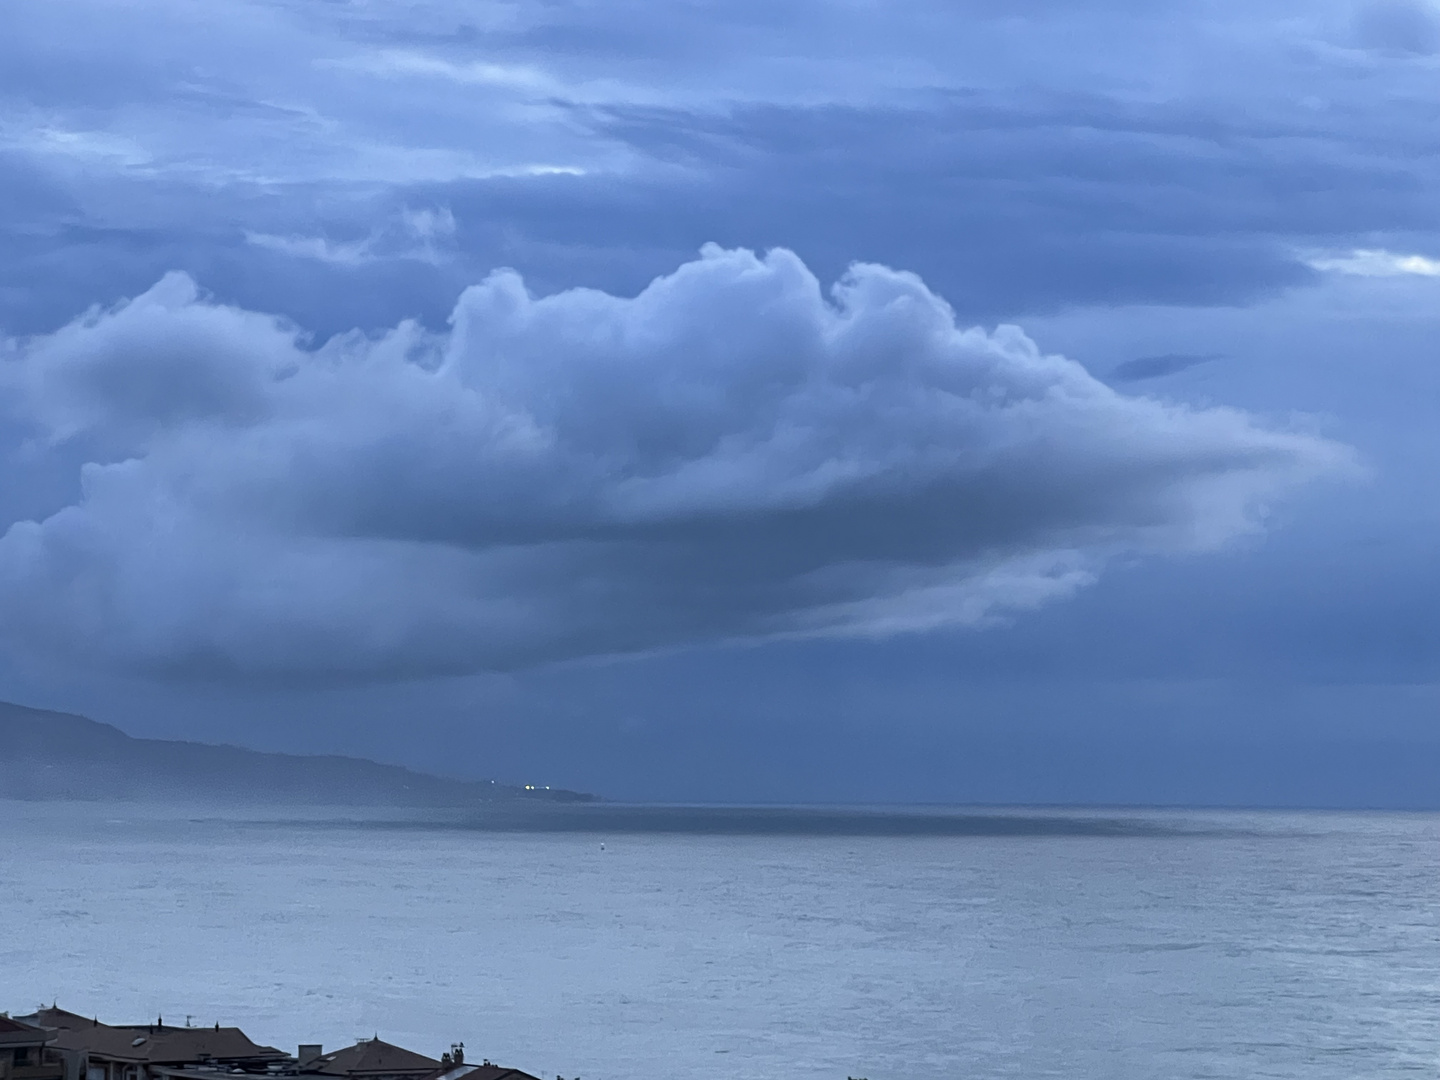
4, 0, 1439, 805
0, 247, 1349, 679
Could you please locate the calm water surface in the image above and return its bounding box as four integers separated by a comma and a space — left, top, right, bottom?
2, 802, 1438, 1079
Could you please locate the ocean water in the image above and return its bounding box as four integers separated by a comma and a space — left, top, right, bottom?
2, 801, 1438, 1080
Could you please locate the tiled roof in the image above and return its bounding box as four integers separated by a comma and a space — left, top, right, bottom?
19, 1011, 282, 1065
309, 1040, 439, 1078
16, 1011, 95, 1032
449, 1066, 541, 1080
0, 1016, 53, 1046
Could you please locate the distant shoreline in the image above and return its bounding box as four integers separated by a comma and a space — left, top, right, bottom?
0, 699, 595, 807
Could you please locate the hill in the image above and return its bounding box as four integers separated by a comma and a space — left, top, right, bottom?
0, 700, 593, 806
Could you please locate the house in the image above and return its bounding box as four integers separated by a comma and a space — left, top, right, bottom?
0, 1016, 64, 1080
299, 1040, 541, 1080
10, 1016, 536, 1080
421, 1051, 542, 1080
299, 1040, 439, 1080
15, 1009, 285, 1080
429, 1065, 541, 1080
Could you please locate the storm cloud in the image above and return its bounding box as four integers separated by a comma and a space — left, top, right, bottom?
0, 246, 1350, 679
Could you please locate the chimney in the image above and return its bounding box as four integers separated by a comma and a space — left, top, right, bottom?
298, 1046, 323, 1069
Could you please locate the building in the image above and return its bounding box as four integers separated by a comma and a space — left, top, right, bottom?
15, 1010, 286, 1080
429, 1065, 541, 1080
301, 1041, 543, 1080
0, 1017, 64, 1080
9, 1015, 536, 1080
299, 1040, 438, 1080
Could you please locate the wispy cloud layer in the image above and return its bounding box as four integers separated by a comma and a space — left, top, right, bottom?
1307, 248, 1440, 276
0, 248, 1350, 679
246, 206, 458, 267
6, 0, 1440, 337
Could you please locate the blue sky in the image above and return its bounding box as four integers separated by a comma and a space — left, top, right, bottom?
4, 0, 1440, 804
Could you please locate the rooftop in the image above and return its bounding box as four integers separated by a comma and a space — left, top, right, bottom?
0, 1016, 53, 1047
305, 1041, 439, 1079
10, 1011, 535, 1080
18, 1010, 284, 1067
444, 1066, 541, 1080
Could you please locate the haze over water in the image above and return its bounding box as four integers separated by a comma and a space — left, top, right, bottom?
6, 802, 1438, 1080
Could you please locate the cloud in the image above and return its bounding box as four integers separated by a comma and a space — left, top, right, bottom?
0, 119, 152, 168
1306, 248, 1440, 276
245, 206, 459, 268
0, 247, 1353, 680
1352, 0, 1440, 55
320, 50, 561, 93
1110, 354, 1220, 382
245, 232, 377, 268
8, 0, 1440, 337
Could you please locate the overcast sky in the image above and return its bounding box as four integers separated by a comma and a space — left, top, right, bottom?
4, 0, 1440, 804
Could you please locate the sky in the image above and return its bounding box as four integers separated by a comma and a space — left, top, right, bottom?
3, 0, 1440, 805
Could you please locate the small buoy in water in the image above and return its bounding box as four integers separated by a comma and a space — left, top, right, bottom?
600, 843, 605, 850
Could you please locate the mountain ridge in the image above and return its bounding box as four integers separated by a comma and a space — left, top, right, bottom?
0, 699, 594, 805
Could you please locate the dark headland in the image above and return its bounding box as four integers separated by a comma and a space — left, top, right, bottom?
0, 699, 594, 807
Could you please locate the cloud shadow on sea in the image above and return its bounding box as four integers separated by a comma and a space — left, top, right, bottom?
268, 803, 1235, 837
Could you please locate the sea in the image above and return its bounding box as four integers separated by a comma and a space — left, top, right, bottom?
2, 800, 1438, 1080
